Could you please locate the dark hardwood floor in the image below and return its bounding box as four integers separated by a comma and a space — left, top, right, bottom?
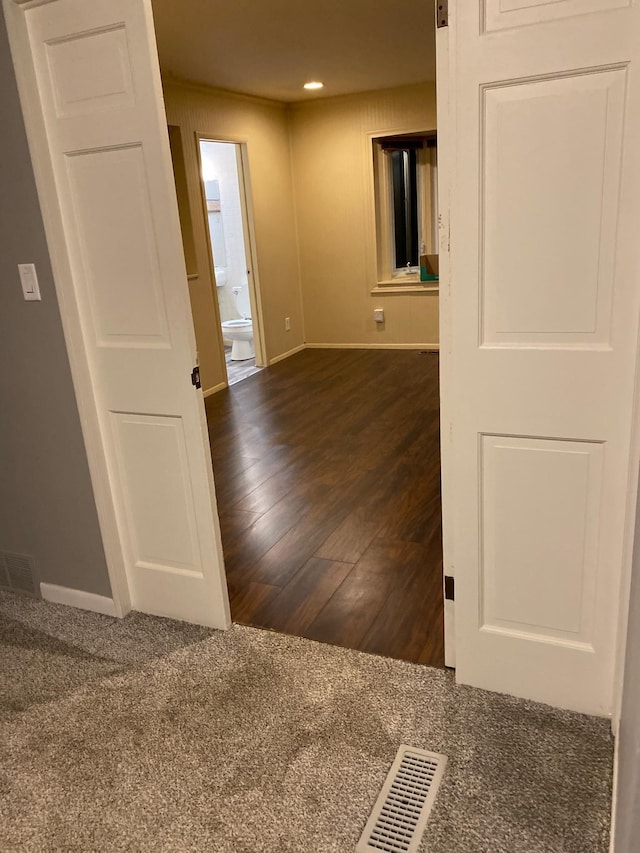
205, 348, 444, 667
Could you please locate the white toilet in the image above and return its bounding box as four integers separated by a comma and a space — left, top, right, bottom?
222, 318, 254, 361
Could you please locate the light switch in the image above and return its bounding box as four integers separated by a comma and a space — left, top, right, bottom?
18, 263, 42, 302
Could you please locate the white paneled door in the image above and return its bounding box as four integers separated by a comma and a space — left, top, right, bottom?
448, 0, 640, 714
7, 0, 230, 627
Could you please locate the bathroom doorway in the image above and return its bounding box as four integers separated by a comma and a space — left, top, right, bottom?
198, 138, 266, 385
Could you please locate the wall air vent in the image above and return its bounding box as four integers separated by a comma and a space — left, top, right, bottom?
0, 550, 39, 597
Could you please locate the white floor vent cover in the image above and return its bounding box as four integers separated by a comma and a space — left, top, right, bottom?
357, 745, 447, 853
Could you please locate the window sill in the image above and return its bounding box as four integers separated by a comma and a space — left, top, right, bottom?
371, 282, 439, 295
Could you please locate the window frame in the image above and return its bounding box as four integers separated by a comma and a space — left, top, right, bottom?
371, 131, 438, 292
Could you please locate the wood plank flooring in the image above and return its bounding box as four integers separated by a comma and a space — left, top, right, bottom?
224, 346, 262, 385
205, 348, 444, 667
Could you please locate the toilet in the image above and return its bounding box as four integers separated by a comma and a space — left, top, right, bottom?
221, 318, 254, 361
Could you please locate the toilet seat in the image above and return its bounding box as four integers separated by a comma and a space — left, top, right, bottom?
222, 319, 252, 329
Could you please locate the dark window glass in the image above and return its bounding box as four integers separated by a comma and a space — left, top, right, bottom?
390, 148, 419, 269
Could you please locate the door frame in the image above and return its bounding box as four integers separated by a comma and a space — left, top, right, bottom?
195, 133, 268, 371
612, 361, 640, 729
435, 2, 455, 669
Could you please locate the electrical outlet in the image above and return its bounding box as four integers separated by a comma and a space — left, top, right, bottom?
374, 308, 385, 324
285, 317, 291, 331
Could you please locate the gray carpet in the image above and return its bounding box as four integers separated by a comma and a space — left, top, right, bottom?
0, 591, 612, 852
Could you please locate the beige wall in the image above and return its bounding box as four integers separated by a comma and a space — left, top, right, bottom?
163, 80, 304, 393
289, 83, 439, 347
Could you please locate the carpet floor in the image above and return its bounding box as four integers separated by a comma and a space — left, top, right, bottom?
0, 591, 613, 852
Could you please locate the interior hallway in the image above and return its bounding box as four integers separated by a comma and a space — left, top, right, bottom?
206, 348, 444, 665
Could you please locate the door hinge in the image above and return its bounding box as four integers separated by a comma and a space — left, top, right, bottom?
444, 575, 455, 601
437, 0, 448, 27
191, 365, 201, 389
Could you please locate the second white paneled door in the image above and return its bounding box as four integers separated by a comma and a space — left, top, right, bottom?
447, 0, 640, 714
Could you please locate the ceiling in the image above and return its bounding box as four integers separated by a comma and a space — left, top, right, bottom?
151, 0, 436, 103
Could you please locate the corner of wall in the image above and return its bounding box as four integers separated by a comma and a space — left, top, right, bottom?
285, 101, 307, 346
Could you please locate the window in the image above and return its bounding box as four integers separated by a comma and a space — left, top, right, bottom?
373, 133, 438, 286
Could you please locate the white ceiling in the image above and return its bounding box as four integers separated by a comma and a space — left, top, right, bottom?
151, 0, 436, 103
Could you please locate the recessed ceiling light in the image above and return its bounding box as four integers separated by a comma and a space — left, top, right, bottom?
303, 81, 324, 91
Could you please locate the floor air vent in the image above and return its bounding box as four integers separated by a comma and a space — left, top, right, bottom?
357, 745, 447, 853
0, 551, 39, 597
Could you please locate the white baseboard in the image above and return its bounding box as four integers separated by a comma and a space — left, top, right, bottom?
203, 381, 227, 398
305, 342, 440, 351
268, 343, 306, 365
208, 342, 439, 377
444, 599, 456, 668
40, 582, 117, 617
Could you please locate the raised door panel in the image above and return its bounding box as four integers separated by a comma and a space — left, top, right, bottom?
45, 24, 135, 118
484, 0, 630, 32
481, 68, 626, 347
111, 413, 203, 576
66, 145, 171, 347
480, 436, 603, 648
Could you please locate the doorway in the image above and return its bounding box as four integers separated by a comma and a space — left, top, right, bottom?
6, 0, 446, 664
206, 347, 444, 665
199, 139, 264, 386
159, 5, 445, 666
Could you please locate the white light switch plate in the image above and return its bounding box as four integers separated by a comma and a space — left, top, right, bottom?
18, 263, 41, 301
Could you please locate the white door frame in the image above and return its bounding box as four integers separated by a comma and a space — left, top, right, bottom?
612, 372, 640, 729
195, 134, 268, 371
435, 4, 455, 669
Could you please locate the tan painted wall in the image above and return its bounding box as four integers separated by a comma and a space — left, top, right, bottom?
163, 80, 304, 393
289, 83, 439, 347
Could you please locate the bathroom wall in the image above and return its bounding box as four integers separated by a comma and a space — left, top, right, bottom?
163, 79, 304, 392
289, 83, 439, 347
200, 141, 251, 323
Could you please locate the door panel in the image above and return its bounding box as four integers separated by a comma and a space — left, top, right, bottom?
45, 24, 135, 116
484, 0, 630, 31
482, 68, 625, 346
18, 0, 230, 627
111, 413, 203, 573
481, 435, 602, 644
449, 0, 640, 713
67, 145, 172, 345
